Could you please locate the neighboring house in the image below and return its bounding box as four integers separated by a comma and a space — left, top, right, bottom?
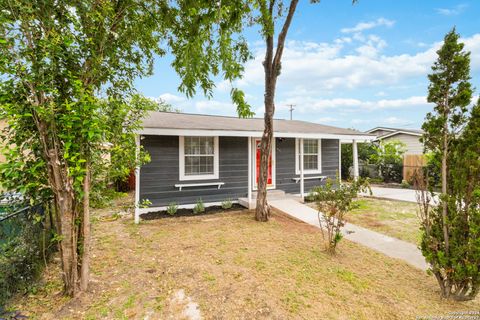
134, 112, 374, 222
366, 127, 424, 155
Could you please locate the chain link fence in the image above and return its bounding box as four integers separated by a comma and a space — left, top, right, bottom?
0, 196, 56, 311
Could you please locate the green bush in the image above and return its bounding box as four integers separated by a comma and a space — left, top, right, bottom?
0, 203, 56, 310
221, 199, 233, 210
166, 202, 178, 215
193, 199, 205, 214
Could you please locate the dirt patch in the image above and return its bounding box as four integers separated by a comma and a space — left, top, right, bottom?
8, 194, 480, 319
140, 204, 244, 220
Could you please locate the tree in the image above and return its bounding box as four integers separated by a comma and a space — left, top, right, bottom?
254, 0, 357, 221
0, 0, 250, 297
369, 140, 406, 183
341, 142, 376, 180
417, 28, 478, 300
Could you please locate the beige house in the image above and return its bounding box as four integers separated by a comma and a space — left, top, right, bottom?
366, 127, 424, 155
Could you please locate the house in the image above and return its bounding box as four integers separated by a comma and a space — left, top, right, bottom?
134, 112, 375, 222
366, 127, 424, 155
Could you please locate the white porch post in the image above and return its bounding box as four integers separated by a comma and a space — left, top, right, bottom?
300, 138, 304, 199
352, 139, 359, 181
134, 134, 141, 224
338, 139, 342, 184
247, 137, 252, 209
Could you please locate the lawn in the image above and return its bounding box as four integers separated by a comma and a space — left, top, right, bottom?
308, 197, 421, 244
9, 195, 479, 319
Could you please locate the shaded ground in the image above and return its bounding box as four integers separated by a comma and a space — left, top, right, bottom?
9, 195, 479, 319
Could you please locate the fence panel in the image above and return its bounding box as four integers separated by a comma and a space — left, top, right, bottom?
403, 154, 426, 182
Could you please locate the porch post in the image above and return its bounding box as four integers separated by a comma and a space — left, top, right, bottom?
134, 134, 141, 224
300, 138, 304, 199
247, 137, 252, 208
352, 139, 359, 181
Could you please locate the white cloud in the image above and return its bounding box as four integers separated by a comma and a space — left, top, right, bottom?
341, 18, 395, 34
157, 93, 186, 104
194, 100, 236, 114
280, 96, 430, 113
236, 33, 480, 94
435, 4, 468, 16
383, 116, 413, 126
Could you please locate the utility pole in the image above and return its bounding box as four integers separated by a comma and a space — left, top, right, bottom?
287, 104, 295, 120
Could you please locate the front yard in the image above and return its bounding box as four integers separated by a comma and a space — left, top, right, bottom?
9, 195, 479, 319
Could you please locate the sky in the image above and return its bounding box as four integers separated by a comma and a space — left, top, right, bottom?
134, 0, 480, 132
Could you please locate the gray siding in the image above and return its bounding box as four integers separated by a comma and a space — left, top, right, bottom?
140, 135, 340, 207
140, 135, 248, 207
276, 138, 339, 194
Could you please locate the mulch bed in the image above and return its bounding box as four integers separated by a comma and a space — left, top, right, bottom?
140, 203, 245, 220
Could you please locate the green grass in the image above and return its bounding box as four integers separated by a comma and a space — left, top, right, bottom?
347, 198, 421, 244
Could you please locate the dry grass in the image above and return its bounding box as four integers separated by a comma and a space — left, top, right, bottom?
8, 195, 479, 319
346, 197, 421, 244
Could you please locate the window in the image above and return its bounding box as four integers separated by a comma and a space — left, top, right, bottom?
179, 136, 219, 180
295, 139, 322, 174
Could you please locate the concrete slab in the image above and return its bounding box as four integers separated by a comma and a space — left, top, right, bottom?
362, 186, 438, 205
270, 198, 428, 270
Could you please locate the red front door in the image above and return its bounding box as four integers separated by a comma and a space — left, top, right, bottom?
255, 139, 273, 186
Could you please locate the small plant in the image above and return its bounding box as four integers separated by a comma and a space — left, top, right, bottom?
314, 177, 370, 254
304, 191, 316, 202
193, 198, 205, 214
166, 202, 178, 215
221, 199, 233, 210
400, 180, 410, 189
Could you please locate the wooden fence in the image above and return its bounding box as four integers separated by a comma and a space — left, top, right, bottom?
403, 154, 426, 182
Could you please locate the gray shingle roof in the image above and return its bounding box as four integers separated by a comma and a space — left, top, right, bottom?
142, 112, 373, 137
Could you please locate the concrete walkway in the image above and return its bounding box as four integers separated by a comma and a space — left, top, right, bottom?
270, 198, 428, 270
362, 186, 438, 205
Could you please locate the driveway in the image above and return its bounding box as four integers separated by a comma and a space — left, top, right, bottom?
362, 186, 438, 205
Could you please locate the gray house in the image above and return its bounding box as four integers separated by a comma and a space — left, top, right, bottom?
134, 112, 374, 222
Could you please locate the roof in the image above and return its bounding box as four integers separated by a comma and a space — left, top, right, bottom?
367, 126, 423, 136
140, 112, 375, 140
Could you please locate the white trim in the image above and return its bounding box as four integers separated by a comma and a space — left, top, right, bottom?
366, 127, 397, 134
138, 201, 239, 215
139, 128, 375, 141
175, 182, 224, 191
375, 130, 423, 139
247, 137, 252, 204
134, 135, 141, 224
252, 137, 276, 190
295, 138, 322, 175
300, 138, 304, 199
292, 175, 327, 183
179, 136, 219, 181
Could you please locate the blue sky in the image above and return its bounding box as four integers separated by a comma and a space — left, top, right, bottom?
135, 0, 480, 131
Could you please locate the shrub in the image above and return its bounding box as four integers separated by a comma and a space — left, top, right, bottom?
304, 191, 316, 202
369, 140, 406, 183
166, 202, 178, 215
221, 199, 233, 210
401, 180, 410, 189
313, 178, 370, 254
193, 199, 205, 214
0, 203, 56, 309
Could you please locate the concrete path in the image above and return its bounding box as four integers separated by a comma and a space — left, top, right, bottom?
270, 198, 428, 270
362, 186, 438, 205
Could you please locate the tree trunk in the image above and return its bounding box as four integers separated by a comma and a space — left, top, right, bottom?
256, 93, 275, 221
441, 103, 450, 298
80, 164, 91, 291
255, 0, 299, 221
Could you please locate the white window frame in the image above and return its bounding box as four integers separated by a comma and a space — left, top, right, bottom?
179, 136, 219, 181
295, 138, 322, 174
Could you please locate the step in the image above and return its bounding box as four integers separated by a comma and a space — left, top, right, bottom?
252, 189, 285, 199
